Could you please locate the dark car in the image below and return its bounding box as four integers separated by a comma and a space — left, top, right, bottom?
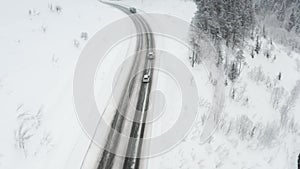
129, 7, 137, 13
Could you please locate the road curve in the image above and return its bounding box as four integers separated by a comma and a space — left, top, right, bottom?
96, 2, 155, 169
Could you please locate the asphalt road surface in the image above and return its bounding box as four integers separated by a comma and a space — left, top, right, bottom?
96, 2, 155, 169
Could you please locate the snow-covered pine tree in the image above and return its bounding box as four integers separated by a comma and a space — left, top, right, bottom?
236, 50, 245, 73
255, 36, 261, 54
286, 9, 296, 32
228, 62, 239, 82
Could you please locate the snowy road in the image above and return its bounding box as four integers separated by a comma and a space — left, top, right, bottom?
95, 2, 155, 169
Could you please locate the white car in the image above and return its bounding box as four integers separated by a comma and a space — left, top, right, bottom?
142, 74, 150, 83
147, 52, 155, 60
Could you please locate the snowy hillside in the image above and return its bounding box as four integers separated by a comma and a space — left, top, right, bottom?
120, 0, 300, 169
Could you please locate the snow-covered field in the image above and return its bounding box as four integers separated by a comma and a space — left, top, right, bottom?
1, 0, 300, 169
0, 0, 129, 168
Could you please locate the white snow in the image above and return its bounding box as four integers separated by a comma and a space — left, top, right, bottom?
0, 0, 129, 168
1, 0, 300, 169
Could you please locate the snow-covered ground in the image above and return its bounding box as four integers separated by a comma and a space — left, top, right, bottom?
0, 0, 130, 168
1, 0, 300, 169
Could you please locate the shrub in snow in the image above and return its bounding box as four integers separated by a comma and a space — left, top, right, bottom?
251, 47, 255, 58
232, 83, 247, 103
264, 49, 270, 59
235, 50, 245, 74
55, 6, 62, 13
248, 66, 265, 84
51, 55, 59, 66
48, 3, 62, 13
255, 36, 261, 54
41, 26, 47, 33
236, 115, 254, 140
14, 105, 53, 156
28, 9, 40, 16
258, 122, 279, 147
216, 44, 223, 67
73, 39, 80, 48
228, 62, 239, 82
270, 87, 287, 110
81, 32, 88, 40
278, 72, 282, 80
15, 107, 43, 156
280, 80, 300, 127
